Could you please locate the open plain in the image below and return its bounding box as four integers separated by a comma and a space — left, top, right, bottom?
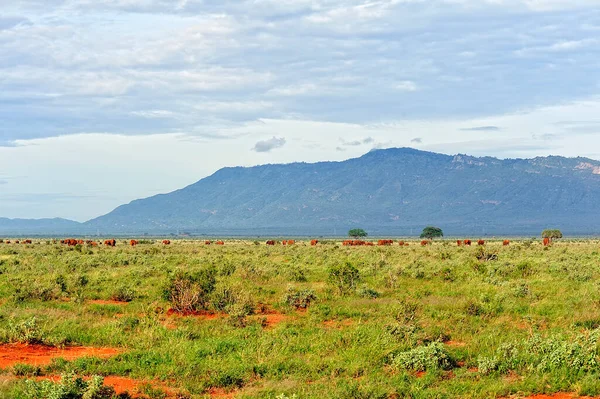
1, 238, 600, 398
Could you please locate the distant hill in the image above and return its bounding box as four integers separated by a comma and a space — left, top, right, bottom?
77, 148, 600, 236
0, 217, 83, 236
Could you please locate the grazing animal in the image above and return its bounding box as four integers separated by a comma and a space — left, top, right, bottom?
287, 240, 295, 245
543, 237, 550, 246
378, 239, 394, 246
457, 240, 462, 246
282, 240, 288, 245
216, 240, 224, 245
310, 239, 318, 246
15, 240, 20, 244
266, 240, 276, 246
420, 240, 430, 246
162, 240, 171, 245
477, 240, 485, 246
24, 239, 32, 244
130, 240, 139, 247
205, 240, 212, 245
398, 241, 405, 246
503, 240, 510, 246
463, 239, 472, 246
104, 239, 116, 247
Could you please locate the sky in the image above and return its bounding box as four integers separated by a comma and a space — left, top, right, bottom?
1, 0, 600, 221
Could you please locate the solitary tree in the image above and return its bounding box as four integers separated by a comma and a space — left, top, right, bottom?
348, 228, 368, 239
541, 229, 563, 242
420, 226, 444, 240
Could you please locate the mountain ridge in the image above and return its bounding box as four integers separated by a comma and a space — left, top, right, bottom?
2, 148, 600, 236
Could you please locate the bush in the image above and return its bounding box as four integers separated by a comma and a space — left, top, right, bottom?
21, 373, 119, 399
357, 286, 380, 299
112, 285, 136, 302
283, 287, 317, 309
390, 342, 454, 371
6, 317, 45, 344
328, 262, 360, 295
162, 268, 216, 312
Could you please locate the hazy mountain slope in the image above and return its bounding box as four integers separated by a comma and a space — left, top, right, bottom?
0, 218, 83, 236
85, 148, 600, 235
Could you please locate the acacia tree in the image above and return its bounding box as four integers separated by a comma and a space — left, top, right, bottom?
348, 228, 368, 239
420, 226, 444, 240
541, 229, 563, 242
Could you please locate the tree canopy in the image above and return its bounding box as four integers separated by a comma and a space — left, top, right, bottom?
348, 228, 368, 238
541, 229, 563, 240
420, 226, 444, 239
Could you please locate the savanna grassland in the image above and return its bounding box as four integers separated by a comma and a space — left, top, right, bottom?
1, 238, 600, 399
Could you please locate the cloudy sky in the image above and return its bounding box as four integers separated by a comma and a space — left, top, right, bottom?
1, 0, 600, 221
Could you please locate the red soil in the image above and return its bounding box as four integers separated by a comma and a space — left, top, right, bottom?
260, 313, 288, 328
0, 343, 121, 369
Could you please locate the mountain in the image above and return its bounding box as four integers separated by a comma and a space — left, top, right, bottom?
0, 217, 83, 236
83, 148, 600, 236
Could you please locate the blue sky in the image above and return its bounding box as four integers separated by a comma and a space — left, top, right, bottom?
1, 0, 600, 221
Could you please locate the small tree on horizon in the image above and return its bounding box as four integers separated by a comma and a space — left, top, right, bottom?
420, 226, 444, 240
541, 229, 563, 242
348, 228, 368, 239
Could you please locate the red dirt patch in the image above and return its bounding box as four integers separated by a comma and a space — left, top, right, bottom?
0, 344, 120, 369
259, 313, 288, 328
89, 299, 129, 306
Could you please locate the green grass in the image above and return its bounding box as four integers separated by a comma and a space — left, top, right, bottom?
1, 239, 600, 398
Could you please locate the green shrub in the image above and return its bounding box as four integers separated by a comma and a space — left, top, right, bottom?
328, 262, 360, 295
162, 268, 216, 312
22, 373, 118, 399
6, 317, 45, 344
390, 342, 454, 371
283, 287, 317, 309
111, 285, 136, 302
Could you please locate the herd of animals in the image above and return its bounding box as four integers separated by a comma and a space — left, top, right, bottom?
0, 238, 556, 246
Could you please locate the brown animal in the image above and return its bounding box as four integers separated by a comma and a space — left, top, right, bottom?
457, 240, 462, 246
130, 240, 139, 246
24, 239, 32, 244
463, 239, 472, 246
162, 240, 171, 245
282, 240, 288, 245
216, 240, 224, 245
477, 240, 485, 246
287, 240, 295, 245
420, 240, 430, 246
266, 240, 276, 246
310, 239, 318, 246
15, 240, 19, 244
398, 241, 405, 246
377, 239, 394, 246
503, 240, 510, 246
543, 237, 550, 246
5, 240, 10, 244
205, 240, 212, 245
104, 239, 116, 247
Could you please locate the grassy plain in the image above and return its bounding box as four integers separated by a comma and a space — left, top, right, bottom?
0, 238, 600, 398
